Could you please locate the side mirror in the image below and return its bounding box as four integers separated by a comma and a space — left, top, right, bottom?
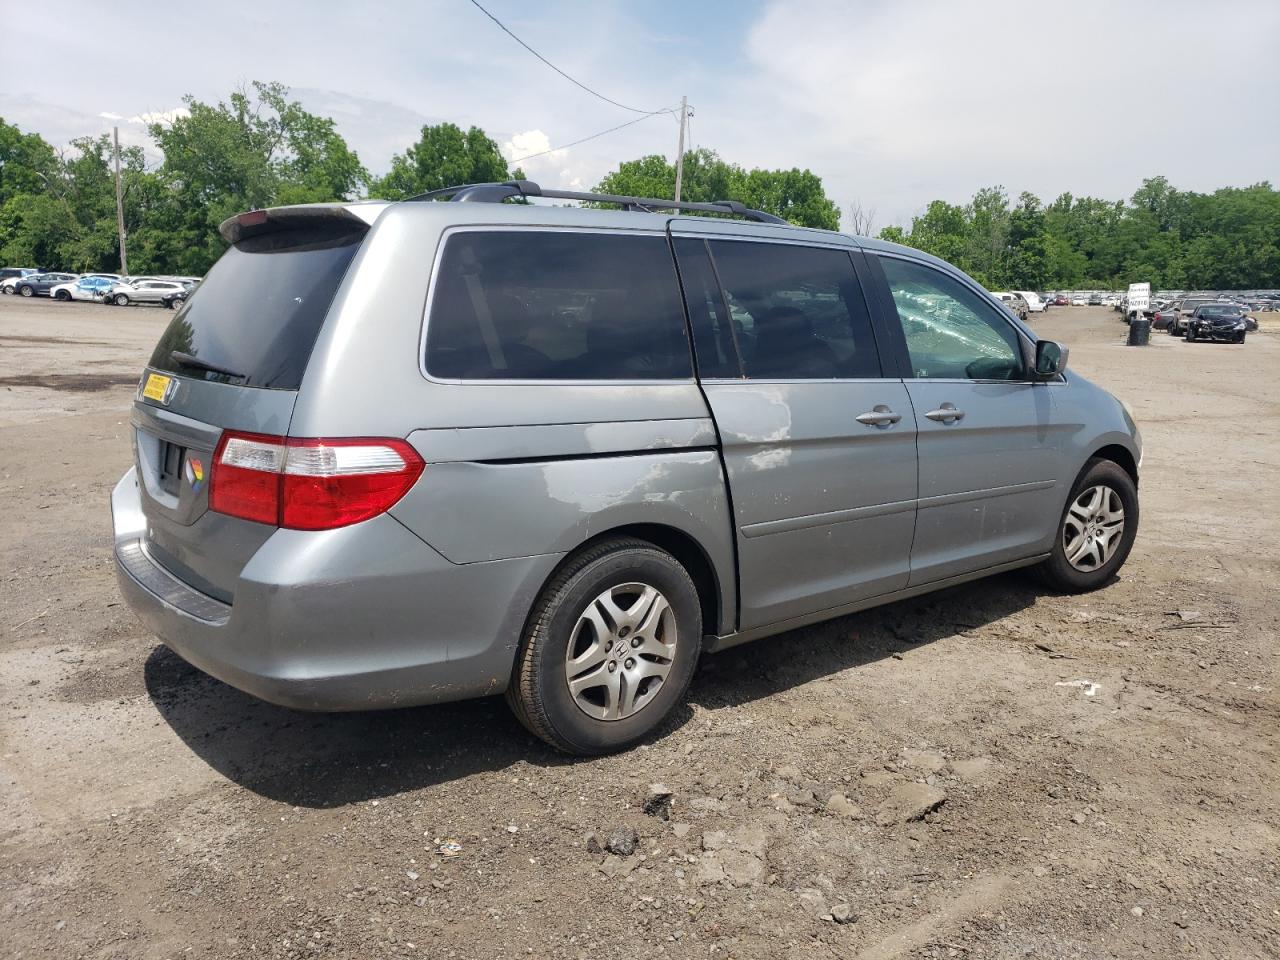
1034, 339, 1068, 379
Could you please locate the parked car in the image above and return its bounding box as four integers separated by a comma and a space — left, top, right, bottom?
0, 267, 39, 291
103, 279, 190, 307
1013, 291, 1047, 313
12, 272, 79, 297
112, 182, 1142, 755
1152, 305, 1178, 330
1071, 295, 1088, 306
1169, 296, 1220, 335
1185, 303, 1250, 343
1052, 295, 1069, 306
1087, 293, 1103, 306
993, 292, 1031, 320
51, 276, 117, 302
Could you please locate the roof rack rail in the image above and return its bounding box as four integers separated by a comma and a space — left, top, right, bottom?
403, 180, 789, 225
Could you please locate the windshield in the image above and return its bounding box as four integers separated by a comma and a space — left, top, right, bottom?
146, 224, 364, 390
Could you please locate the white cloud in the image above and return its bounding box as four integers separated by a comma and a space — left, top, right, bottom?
503, 129, 566, 166
3, 0, 1276, 229
98, 111, 124, 120
127, 107, 190, 126
737, 0, 1280, 227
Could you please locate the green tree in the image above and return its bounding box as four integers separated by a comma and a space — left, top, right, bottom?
0, 118, 58, 206
149, 81, 368, 273
595, 148, 838, 230
368, 123, 508, 200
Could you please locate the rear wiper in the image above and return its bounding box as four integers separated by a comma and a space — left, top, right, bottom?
169, 351, 247, 380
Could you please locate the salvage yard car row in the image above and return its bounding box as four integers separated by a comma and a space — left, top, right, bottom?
0, 268, 200, 308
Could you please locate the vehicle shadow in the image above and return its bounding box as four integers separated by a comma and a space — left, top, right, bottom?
146, 572, 1040, 808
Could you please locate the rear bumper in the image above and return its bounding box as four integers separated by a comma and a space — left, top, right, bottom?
111, 467, 561, 711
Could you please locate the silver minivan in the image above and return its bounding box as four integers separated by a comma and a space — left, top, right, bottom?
112, 181, 1141, 755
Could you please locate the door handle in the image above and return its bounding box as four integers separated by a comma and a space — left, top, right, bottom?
855, 405, 902, 426
924, 403, 965, 423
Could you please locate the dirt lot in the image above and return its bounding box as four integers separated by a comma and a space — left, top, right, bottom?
1, 296, 1277, 960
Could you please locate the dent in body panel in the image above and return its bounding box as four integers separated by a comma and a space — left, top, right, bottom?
701, 379, 918, 629
392, 449, 733, 560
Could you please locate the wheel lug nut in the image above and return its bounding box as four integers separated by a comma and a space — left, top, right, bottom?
625, 658, 636, 669
631, 637, 641, 648
608, 661, 617, 672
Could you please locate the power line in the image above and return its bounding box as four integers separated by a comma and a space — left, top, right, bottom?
510, 113, 665, 164
468, 0, 674, 116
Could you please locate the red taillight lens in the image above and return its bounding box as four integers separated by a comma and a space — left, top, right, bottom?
209, 431, 424, 530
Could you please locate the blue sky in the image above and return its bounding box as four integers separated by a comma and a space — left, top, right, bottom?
2, 0, 1277, 229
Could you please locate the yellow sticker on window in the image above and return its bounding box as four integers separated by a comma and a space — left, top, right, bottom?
142, 373, 171, 402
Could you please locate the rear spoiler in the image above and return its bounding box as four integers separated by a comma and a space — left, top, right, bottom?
218, 202, 387, 244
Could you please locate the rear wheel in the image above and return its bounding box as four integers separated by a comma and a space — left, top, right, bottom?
1035, 458, 1138, 593
507, 537, 702, 755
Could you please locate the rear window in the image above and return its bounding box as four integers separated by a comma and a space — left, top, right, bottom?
147, 224, 363, 390
425, 231, 692, 380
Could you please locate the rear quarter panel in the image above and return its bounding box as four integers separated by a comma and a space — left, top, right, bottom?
293, 204, 739, 632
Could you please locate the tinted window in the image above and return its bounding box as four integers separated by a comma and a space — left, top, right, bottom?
426, 231, 691, 380
147, 224, 363, 390
672, 237, 740, 378
879, 257, 1024, 380
706, 240, 880, 379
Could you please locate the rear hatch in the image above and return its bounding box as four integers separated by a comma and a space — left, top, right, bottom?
131, 207, 372, 602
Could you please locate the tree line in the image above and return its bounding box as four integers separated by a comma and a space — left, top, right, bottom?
876, 179, 1280, 291
1, 81, 1275, 289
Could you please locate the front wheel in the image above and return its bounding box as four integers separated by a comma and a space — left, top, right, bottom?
1035, 459, 1138, 593
114, 293, 130, 306
19, 285, 34, 297
507, 537, 702, 755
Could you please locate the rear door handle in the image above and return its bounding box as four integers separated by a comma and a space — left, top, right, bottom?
855, 405, 902, 426
924, 403, 965, 423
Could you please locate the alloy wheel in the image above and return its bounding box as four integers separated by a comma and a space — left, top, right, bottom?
564, 582, 677, 721
1063, 484, 1125, 572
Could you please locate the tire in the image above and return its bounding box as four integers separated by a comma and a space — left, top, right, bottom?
19, 285, 34, 297
53, 289, 70, 301
1235, 332, 1246, 344
1034, 458, 1139, 593
114, 293, 129, 306
507, 537, 702, 755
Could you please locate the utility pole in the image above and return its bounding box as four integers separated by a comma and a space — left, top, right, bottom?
673, 95, 687, 203
113, 126, 128, 276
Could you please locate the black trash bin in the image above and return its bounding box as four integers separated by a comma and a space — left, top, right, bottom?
1127, 317, 1152, 346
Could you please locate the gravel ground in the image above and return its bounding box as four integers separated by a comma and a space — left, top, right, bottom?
1, 296, 1277, 960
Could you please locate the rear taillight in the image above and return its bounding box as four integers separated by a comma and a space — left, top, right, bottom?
210, 431, 424, 530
